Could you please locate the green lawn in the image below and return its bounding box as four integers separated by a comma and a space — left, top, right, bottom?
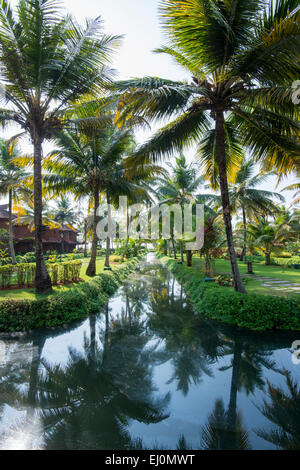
0, 256, 108, 301
205, 258, 300, 297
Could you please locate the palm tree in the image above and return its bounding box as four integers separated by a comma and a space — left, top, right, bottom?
44, 121, 159, 275
157, 154, 216, 262
248, 217, 290, 265
54, 197, 77, 227
229, 159, 284, 260
14, 198, 60, 232
0, 0, 120, 293
0, 138, 30, 264
54, 196, 77, 254
114, 0, 300, 293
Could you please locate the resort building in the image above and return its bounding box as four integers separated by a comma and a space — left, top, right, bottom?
0, 204, 78, 254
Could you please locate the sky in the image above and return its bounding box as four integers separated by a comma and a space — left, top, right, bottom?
2, 0, 298, 208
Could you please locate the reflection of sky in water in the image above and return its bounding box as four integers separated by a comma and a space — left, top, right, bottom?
0, 258, 299, 450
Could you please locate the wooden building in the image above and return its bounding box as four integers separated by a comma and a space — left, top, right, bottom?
0, 204, 78, 254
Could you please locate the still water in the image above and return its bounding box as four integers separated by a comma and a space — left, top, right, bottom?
0, 256, 299, 450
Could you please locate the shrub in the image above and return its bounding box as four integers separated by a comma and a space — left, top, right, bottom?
0, 260, 82, 289
162, 258, 300, 332
0, 256, 142, 332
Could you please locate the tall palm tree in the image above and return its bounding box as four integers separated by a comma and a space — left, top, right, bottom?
0, 138, 30, 264
229, 159, 284, 260
114, 0, 300, 293
0, 0, 120, 292
44, 122, 160, 275
157, 154, 215, 261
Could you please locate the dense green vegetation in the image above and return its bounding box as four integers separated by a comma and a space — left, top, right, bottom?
162, 257, 300, 331
0, 257, 141, 332
0, 0, 298, 335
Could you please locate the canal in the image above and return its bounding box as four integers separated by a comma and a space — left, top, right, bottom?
0, 256, 299, 450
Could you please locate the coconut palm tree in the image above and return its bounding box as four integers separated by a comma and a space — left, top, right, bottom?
157, 154, 216, 261
114, 0, 300, 293
0, 138, 30, 264
248, 208, 298, 264
43, 122, 161, 275
54, 196, 77, 227
0, 0, 120, 292
54, 196, 78, 253
229, 159, 284, 260
14, 198, 60, 232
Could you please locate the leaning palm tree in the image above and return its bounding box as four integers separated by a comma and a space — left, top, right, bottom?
0, 138, 30, 264
114, 0, 300, 293
0, 0, 120, 292
229, 159, 284, 260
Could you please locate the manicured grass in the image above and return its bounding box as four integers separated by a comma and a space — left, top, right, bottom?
213, 258, 300, 298
214, 258, 300, 283
170, 256, 300, 298
0, 256, 110, 301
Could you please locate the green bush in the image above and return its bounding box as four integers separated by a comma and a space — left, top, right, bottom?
0, 260, 82, 289
270, 256, 300, 267
197, 290, 300, 331
0, 257, 141, 332
162, 258, 300, 332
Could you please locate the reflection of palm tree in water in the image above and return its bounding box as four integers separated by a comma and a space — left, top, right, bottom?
37, 311, 170, 450
255, 370, 300, 450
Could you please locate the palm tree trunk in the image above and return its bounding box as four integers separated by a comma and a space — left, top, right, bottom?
265, 250, 271, 265
240, 206, 247, 261
205, 253, 210, 277
84, 221, 88, 258
215, 111, 246, 294
180, 241, 184, 262
33, 135, 52, 294
86, 186, 99, 277
8, 188, 16, 265
171, 225, 177, 259
105, 193, 111, 268
186, 250, 192, 267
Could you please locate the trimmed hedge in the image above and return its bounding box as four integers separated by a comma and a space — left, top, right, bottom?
0, 260, 82, 288
162, 258, 300, 331
0, 257, 141, 332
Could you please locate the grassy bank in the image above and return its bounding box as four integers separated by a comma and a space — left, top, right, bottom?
214, 259, 300, 297
0, 257, 141, 333
161, 257, 300, 331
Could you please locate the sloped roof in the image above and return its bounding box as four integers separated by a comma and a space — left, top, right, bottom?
0, 204, 18, 220
0, 204, 9, 219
